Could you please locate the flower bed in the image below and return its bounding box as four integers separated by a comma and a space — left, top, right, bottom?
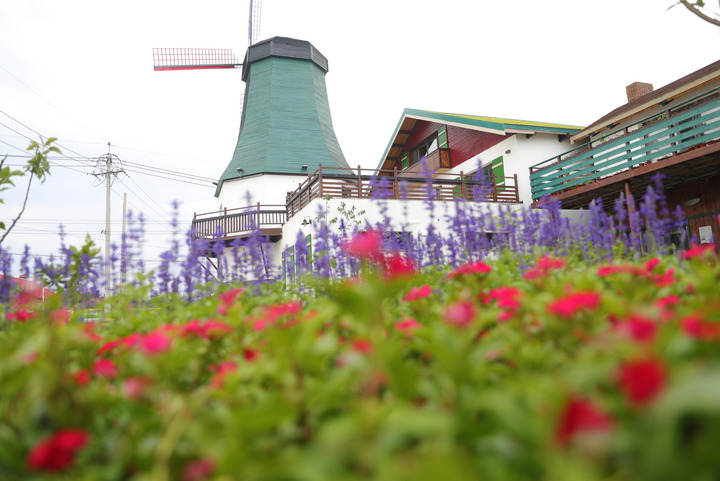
1, 239, 719, 480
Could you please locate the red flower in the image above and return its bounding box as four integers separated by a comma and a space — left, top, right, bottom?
183, 458, 216, 481
444, 300, 476, 327
684, 243, 715, 260
447, 261, 492, 279
343, 230, 384, 260
139, 331, 172, 355
681, 316, 720, 341
524, 255, 565, 280
351, 338, 374, 354
395, 318, 420, 332
547, 291, 602, 318
616, 315, 657, 344
49, 307, 71, 325
485, 286, 522, 309
403, 284, 432, 302
181, 319, 233, 339
617, 358, 666, 407
243, 348, 260, 362
208, 361, 238, 388
93, 359, 119, 379
555, 396, 613, 446
382, 253, 416, 279
7, 308, 34, 322
217, 288, 244, 315
27, 429, 90, 472
72, 370, 91, 387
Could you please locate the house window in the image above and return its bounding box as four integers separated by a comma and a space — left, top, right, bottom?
412, 136, 438, 166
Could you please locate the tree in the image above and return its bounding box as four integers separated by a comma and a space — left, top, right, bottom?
0, 137, 58, 245
672, 0, 720, 27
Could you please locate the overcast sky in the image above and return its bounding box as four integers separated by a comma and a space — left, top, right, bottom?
1, 0, 718, 269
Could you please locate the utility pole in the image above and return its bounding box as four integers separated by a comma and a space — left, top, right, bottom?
105, 143, 112, 294
92, 143, 124, 296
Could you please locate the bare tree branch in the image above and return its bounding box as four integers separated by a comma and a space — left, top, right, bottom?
678, 0, 720, 26
0, 174, 34, 245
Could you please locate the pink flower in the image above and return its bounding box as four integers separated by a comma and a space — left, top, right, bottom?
681, 315, 720, 341
343, 230, 383, 260
93, 359, 119, 379
27, 429, 90, 472
351, 338, 374, 354
217, 288, 244, 315
382, 253, 416, 279
122, 377, 149, 399
183, 458, 216, 481
524, 255, 565, 280
7, 308, 34, 322
395, 318, 420, 332
617, 357, 666, 407
684, 243, 715, 260
616, 315, 657, 343
547, 291, 601, 318
555, 396, 613, 446
447, 261, 492, 279
139, 331, 172, 355
485, 286, 522, 309
444, 300, 476, 327
403, 284, 432, 302
208, 361, 238, 388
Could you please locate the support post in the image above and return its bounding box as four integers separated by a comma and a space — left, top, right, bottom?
357, 164, 362, 197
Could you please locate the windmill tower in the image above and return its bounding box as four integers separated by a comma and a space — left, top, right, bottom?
153, 1, 350, 210
214, 36, 350, 209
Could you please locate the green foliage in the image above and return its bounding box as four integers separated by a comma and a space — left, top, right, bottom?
0, 137, 57, 238
2, 250, 720, 479
35, 235, 101, 306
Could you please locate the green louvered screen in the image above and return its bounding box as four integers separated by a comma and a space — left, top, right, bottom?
492, 156, 505, 189
438, 125, 448, 149
401, 152, 409, 170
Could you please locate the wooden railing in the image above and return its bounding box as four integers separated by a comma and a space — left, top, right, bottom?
285, 165, 519, 219
530, 88, 720, 201
192, 203, 286, 239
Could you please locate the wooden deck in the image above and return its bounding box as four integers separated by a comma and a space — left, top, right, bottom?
530, 88, 720, 203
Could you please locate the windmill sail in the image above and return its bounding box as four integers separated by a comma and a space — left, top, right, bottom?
152, 48, 242, 71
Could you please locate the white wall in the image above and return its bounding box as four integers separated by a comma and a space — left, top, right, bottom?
217, 173, 313, 209
445, 133, 576, 205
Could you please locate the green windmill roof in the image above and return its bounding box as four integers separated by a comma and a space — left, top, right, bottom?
215, 37, 349, 196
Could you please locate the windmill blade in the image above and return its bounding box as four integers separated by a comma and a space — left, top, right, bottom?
152, 48, 242, 71
249, 0, 262, 46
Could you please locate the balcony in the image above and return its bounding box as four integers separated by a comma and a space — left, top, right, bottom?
193, 204, 286, 240
193, 166, 520, 239
530, 88, 720, 206
285, 165, 520, 219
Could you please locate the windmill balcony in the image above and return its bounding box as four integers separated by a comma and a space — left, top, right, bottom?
192, 165, 520, 240
529, 87, 720, 205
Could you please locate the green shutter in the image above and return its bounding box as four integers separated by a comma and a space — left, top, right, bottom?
492, 156, 505, 189
438, 125, 448, 149
401, 152, 409, 170
452, 176, 462, 199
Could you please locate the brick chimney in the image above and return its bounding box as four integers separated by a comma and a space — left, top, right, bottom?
626, 81, 654, 102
